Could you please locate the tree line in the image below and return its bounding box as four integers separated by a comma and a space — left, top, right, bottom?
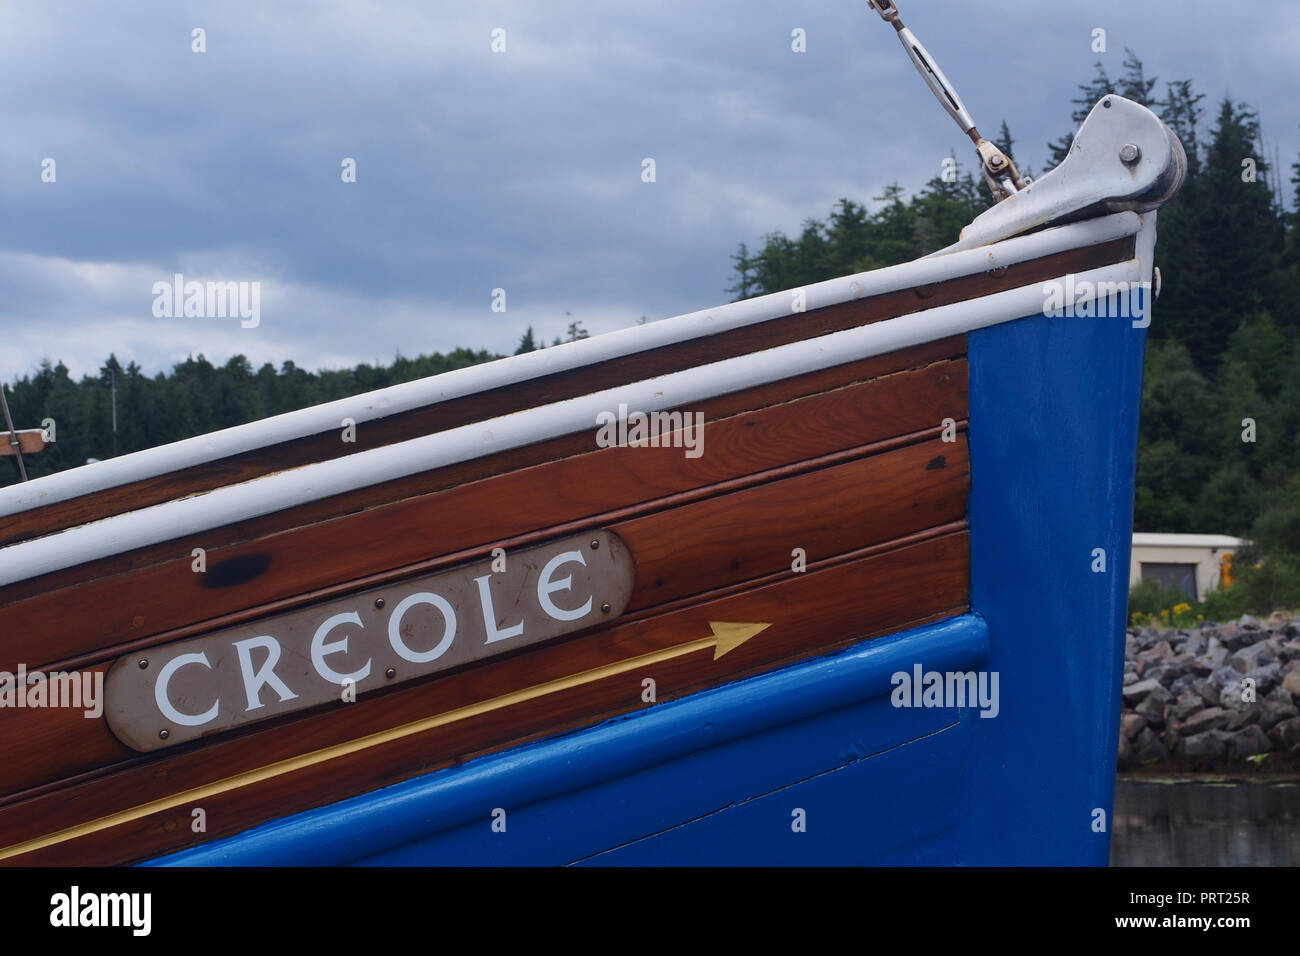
1, 321, 592, 481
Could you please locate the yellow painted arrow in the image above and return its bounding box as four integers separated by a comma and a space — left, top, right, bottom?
0, 620, 771, 861
703, 621, 772, 659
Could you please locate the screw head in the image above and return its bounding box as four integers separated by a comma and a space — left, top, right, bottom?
1103, 98, 1112, 108
158, 729, 169, 740
601, 603, 612, 614
1119, 143, 1141, 165
138, 659, 149, 669
374, 597, 385, 609
385, 667, 396, 679
590, 539, 600, 550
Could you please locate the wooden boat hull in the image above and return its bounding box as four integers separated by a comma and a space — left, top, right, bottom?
0, 201, 1157, 864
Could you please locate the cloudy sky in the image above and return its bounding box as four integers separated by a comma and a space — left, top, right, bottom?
0, 0, 1295, 381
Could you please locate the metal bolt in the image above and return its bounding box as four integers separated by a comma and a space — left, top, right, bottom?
601, 603, 612, 614
385, 667, 396, 679
1103, 98, 1112, 108
374, 597, 385, 609
159, 729, 169, 740
590, 539, 600, 550
1119, 143, 1141, 165
138, 659, 149, 669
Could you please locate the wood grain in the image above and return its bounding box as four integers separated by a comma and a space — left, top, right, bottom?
0, 338, 965, 611
0, 528, 969, 864
0, 435, 969, 798
0, 360, 968, 672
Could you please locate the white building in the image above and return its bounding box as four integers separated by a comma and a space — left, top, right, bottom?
1130, 533, 1246, 602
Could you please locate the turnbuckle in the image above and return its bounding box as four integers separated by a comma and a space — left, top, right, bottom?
866, 0, 1028, 202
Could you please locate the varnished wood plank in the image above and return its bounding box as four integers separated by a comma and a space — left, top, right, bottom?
0, 235, 1130, 548
621, 436, 968, 610
0, 528, 969, 864
0, 339, 964, 607
0, 436, 969, 797
0, 361, 967, 671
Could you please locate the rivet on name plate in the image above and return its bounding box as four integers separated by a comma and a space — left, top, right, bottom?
602, 603, 612, 614
385, 667, 396, 679
159, 729, 169, 740
590, 540, 600, 550
138, 659, 149, 669
374, 598, 385, 609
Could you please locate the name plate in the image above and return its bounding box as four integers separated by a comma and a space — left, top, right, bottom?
105, 531, 635, 752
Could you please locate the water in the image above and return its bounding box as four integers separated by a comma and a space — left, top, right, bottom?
1112, 775, 1300, 866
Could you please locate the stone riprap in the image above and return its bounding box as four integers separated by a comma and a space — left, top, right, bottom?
1120, 612, 1300, 771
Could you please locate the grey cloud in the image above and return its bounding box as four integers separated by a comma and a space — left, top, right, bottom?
0, 0, 1294, 380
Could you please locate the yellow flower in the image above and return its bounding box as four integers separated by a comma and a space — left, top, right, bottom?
1173, 603, 1191, 615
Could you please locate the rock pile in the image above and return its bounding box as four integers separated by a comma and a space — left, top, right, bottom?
1119, 612, 1300, 771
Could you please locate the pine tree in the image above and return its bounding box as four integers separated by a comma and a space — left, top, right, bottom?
514, 326, 538, 354
869, 184, 921, 267
1176, 99, 1286, 368
911, 160, 984, 252
821, 199, 874, 275
215, 355, 254, 429
727, 243, 756, 301
1116, 49, 1157, 107
1159, 79, 1205, 177
1286, 130, 1300, 286
117, 361, 151, 455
